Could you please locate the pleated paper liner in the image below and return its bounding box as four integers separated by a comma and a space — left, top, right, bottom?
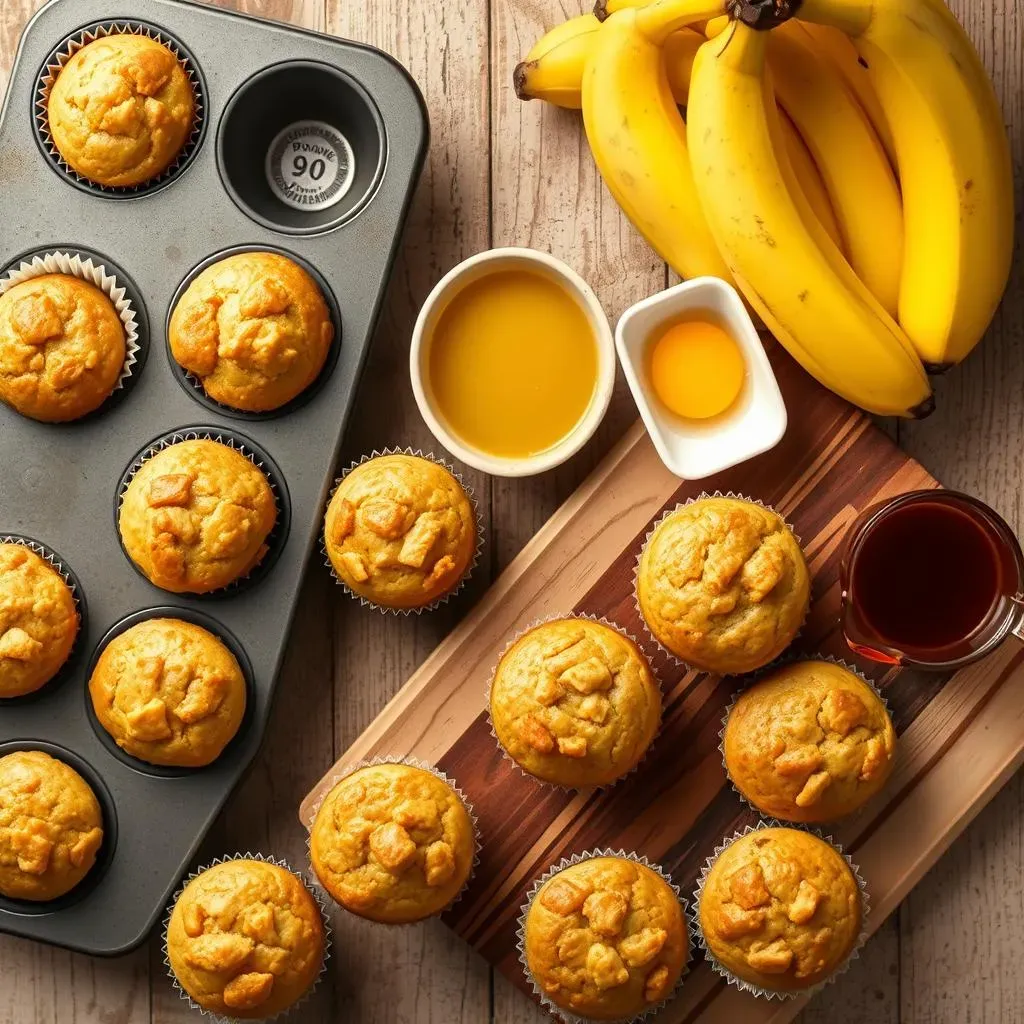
304, 754, 480, 922
161, 852, 331, 1024
0, 534, 86, 704
34, 20, 206, 198
691, 820, 870, 1001
485, 612, 664, 792
321, 448, 484, 615
516, 848, 692, 1024
116, 427, 290, 598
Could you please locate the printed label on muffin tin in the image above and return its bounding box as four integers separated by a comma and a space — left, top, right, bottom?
265, 120, 356, 211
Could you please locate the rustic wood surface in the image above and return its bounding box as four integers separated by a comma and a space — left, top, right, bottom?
0, 0, 1021, 1022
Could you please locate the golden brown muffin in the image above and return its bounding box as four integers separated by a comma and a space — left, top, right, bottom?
0, 274, 126, 422
0, 750, 104, 901
324, 454, 477, 610
89, 618, 246, 767
309, 762, 475, 923
637, 497, 810, 674
0, 543, 79, 698
119, 438, 276, 594
47, 34, 194, 187
490, 619, 661, 787
169, 252, 335, 412
166, 859, 325, 1019
523, 855, 687, 1020
723, 661, 896, 823
699, 827, 862, 993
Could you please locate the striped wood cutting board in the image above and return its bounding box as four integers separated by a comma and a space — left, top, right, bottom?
300, 350, 1024, 1023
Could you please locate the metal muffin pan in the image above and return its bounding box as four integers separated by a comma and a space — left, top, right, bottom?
0, 0, 427, 954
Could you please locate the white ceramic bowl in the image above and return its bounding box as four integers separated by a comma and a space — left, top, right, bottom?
615, 277, 787, 480
410, 247, 616, 478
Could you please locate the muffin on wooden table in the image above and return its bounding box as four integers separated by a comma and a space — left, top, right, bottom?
723, 660, 896, 823
490, 618, 661, 787
309, 761, 475, 923
0, 750, 103, 901
169, 252, 334, 412
637, 496, 810, 674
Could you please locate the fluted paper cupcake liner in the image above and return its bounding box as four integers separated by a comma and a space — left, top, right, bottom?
36, 20, 205, 196
486, 613, 663, 791
117, 428, 287, 597
305, 755, 480, 921
321, 448, 484, 615
691, 820, 870, 1001
0, 250, 141, 396
633, 491, 807, 675
516, 848, 692, 1024
161, 852, 331, 1024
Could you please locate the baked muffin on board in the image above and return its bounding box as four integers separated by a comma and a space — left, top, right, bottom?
0, 274, 126, 422
309, 761, 475, 923
47, 33, 195, 188
324, 453, 478, 611
119, 438, 276, 594
165, 858, 326, 1020
521, 854, 688, 1021
89, 618, 246, 767
0, 542, 79, 698
697, 827, 864, 995
637, 496, 810, 674
490, 618, 661, 787
723, 660, 896, 823
0, 750, 104, 901
169, 252, 334, 412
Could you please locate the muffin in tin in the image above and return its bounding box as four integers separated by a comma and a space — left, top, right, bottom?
119, 438, 277, 594
89, 618, 247, 767
0, 750, 104, 901
47, 33, 195, 188
637, 497, 810, 674
169, 252, 334, 413
490, 618, 661, 787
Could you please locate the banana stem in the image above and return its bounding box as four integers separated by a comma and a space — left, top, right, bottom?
794, 0, 871, 36
635, 0, 729, 44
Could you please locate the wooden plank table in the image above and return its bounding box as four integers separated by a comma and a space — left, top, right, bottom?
0, 0, 1021, 1022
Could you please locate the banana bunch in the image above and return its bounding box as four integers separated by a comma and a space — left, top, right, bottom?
513, 0, 1014, 418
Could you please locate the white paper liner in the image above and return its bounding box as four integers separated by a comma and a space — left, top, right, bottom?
304, 755, 480, 922
718, 654, 895, 823
36, 21, 204, 194
117, 429, 283, 595
321, 448, 484, 615
161, 852, 331, 1024
516, 848, 692, 1024
485, 613, 663, 791
0, 250, 140, 400
633, 491, 808, 675
691, 820, 870, 1001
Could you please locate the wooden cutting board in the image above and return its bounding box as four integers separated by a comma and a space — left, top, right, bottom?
300, 351, 1024, 1023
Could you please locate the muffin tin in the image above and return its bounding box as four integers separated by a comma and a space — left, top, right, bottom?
0, 0, 427, 953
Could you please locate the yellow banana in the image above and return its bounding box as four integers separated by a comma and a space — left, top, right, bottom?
581, 0, 732, 283
514, 15, 600, 108
687, 21, 932, 417
798, 0, 1014, 368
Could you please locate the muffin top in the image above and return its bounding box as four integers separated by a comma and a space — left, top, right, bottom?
324, 454, 477, 610
89, 618, 246, 767
0, 543, 79, 698
47, 33, 194, 187
0, 750, 104, 901
169, 252, 335, 412
638, 497, 810, 674
699, 827, 862, 992
119, 438, 276, 594
0, 274, 126, 422
166, 859, 325, 1020
490, 619, 661, 787
524, 856, 687, 1020
309, 762, 475, 924
724, 661, 896, 823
